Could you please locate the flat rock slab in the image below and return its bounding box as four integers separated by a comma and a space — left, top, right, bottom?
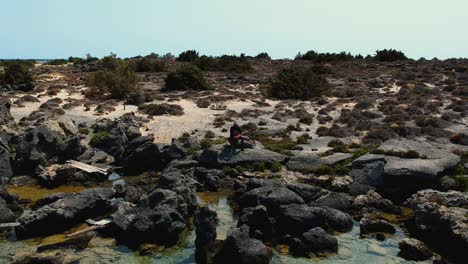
198, 145, 288, 167
384, 156, 459, 181
377, 139, 457, 159
287, 153, 352, 171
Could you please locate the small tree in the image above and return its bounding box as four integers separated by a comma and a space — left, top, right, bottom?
85, 54, 140, 99
164, 65, 211, 91
374, 49, 408, 62
176, 50, 199, 62
255, 52, 271, 59
0, 61, 34, 85
134, 57, 165, 72
268, 66, 330, 100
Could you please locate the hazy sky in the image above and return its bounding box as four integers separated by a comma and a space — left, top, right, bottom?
1, 0, 467, 59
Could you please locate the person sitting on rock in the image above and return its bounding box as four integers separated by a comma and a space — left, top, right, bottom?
229, 122, 244, 150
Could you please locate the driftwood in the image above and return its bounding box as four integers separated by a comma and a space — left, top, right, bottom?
66, 160, 108, 175
66, 219, 112, 238
0, 222, 21, 228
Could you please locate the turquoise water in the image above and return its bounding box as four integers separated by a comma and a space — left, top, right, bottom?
0, 193, 428, 264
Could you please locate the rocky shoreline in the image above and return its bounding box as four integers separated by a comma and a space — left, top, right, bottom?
0, 58, 467, 264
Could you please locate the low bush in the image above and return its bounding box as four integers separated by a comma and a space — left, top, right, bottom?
46, 59, 68, 65
85, 54, 140, 99
176, 50, 199, 62
270, 162, 282, 172
295, 50, 359, 62
193, 54, 252, 73
327, 139, 349, 153
138, 103, 184, 116
164, 65, 211, 91
134, 57, 165, 72
268, 66, 330, 100
255, 52, 271, 59
90, 131, 110, 146
0, 60, 34, 85
373, 49, 408, 62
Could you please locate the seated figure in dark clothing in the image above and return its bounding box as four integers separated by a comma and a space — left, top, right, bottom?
229, 122, 245, 150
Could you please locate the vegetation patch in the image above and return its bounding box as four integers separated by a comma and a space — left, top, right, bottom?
193, 54, 252, 73
139, 103, 185, 116
371, 149, 421, 159
85, 54, 140, 99
268, 66, 330, 100
90, 131, 110, 146
164, 65, 212, 91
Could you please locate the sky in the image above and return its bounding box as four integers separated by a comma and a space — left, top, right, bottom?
1, 0, 467, 59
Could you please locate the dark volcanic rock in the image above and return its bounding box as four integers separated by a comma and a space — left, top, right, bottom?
0, 146, 13, 182
214, 225, 273, 264
404, 190, 468, 263
119, 136, 161, 174
14, 125, 83, 174
276, 204, 353, 236
238, 185, 304, 213
198, 145, 287, 168
290, 227, 338, 257
349, 161, 385, 188
353, 191, 401, 214
359, 217, 396, 235
195, 206, 218, 264
0, 99, 14, 126
16, 188, 114, 238
0, 196, 16, 223
238, 205, 274, 241
398, 238, 433, 261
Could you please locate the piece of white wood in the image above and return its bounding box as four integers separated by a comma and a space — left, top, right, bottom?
66, 160, 108, 175
0, 222, 21, 228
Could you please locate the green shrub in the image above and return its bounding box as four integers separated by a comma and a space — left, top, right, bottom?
178, 132, 191, 143
90, 131, 110, 146
255, 52, 271, 59
327, 139, 349, 153
78, 128, 90, 135
255, 162, 267, 172
85, 54, 140, 99
176, 50, 199, 62
371, 149, 420, 159
164, 65, 211, 91
454, 176, 468, 191
374, 49, 408, 62
200, 139, 212, 149
134, 57, 165, 72
295, 50, 358, 62
234, 165, 245, 174
193, 54, 252, 73
0, 61, 34, 85
270, 162, 282, 172
47, 59, 68, 65
268, 66, 330, 100
296, 134, 310, 144
205, 130, 215, 139
257, 135, 295, 156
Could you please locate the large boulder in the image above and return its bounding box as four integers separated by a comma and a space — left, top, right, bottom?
384, 156, 460, 182
238, 185, 304, 213
0, 99, 13, 125
349, 161, 385, 188
238, 205, 274, 241
359, 217, 396, 235
197, 145, 287, 168
156, 168, 198, 215
119, 136, 161, 174
16, 188, 114, 238
276, 204, 353, 235
91, 113, 143, 160
286, 152, 352, 172
111, 194, 187, 246
290, 227, 338, 257
352, 190, 401, 214
398, 238, 433, 261
0, 146, 13, 182
214, 225, 273, 264
404, 189, 468, 263
14, 125, 83, 173
195, 206, 218, 264
0, 196, 16, 223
